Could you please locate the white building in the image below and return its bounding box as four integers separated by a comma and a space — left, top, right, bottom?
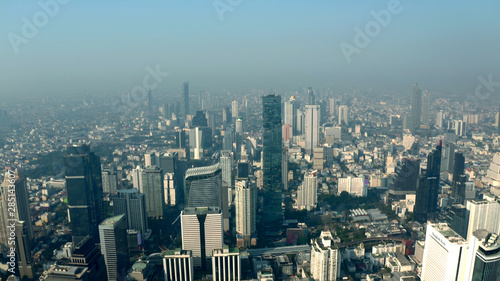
421, 223, 469, 281
163, 249, 193, 281
297, 170, 318, 211
463, 229, 500, 281
485, 153, 500, 195
235, 180, 257, 248
232, 100, 239, 118
132, 165, 144, 191
212, 247, 241, 281
310, 230, 341, 281
305, 105, 320, 156
221, 151, 233, 206
338, 177, 366, 197
163, 173, 176, 206
181, 207, 223, 268
466, 197, 500, 240
339, 105, 349, 126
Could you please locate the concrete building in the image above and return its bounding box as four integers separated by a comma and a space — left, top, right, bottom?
112, 188, 148, 235
163, 249, 193, 281
297, 170, 318, 211
212, 247, 241, 281
304, 105, 320, 156
338, 177, 366, 197
142, 166, 164, 219
235, 180, 257, 248
310, 230, 341, 281
99, 214, 129, 281
339, 105, 349, 126
466, 197, 500, 241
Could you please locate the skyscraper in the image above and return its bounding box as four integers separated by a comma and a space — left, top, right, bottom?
283, 97, 297, 135
212, 247, 241, 281
305, 105, 320, 156
297, 170, 318, 211
261, 94, 283, 233
232, 100, 239, 118
102, 167, 118, 194
329, 98, 336, 116
465, 229, 500, 281
0, 169, 33, 255
65, 145, 103, 245
414, 142, 442, 223
142, 166, 164, 219
235, 180, 257, 248
411, 82, 422, 131
132, 165, 144, 191
112, 189, 148, 235
163, 249, 194, 281
220, 151, 233, 207
68, 236, 107, 281
147, 89, 153, 112
436, 110, 444, 128
181, 207, 223, 270
452, 152, 466, 202
421, 223, 469, 281
465, 197, 500, 241
99, 214, 129, 281
307, 87, 315, 105
310, 230, 341, 281
282, 147, 289, 191
421, 89, 430, 125
223, 126, 234, 152
338, 105, 349, 126
15, 221, 34, 279
182, 81, 189, 118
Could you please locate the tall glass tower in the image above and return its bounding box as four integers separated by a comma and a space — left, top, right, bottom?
412, 82, 422, 131
261, 94, 283, 234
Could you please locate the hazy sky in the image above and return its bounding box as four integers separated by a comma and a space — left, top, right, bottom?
1, 1, 500, 98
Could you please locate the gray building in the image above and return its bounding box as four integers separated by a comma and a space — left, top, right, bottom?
113, 189, 148, 235
99, 214, 129, 281
142, 166, 164, 219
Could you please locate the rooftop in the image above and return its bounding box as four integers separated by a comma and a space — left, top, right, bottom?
100, 214, 125, 226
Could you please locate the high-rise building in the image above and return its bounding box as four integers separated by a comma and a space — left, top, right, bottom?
184, 163, 228, 231
235, 117, 243, 134
484, 153, 500, 196
221, 151, 233, 207
142, 166, 164, 219
236, 161, 250, 180
388, 158, 420, 200
338, 176, 366, 197
421, 223, 469, 281
68, 236, 107, 281
102, 167, 118, 194
297, 170, 318, 211
422, 89, 430, 125
310, 230, 341, 281
181, 207, 223, 270
232, 100, 239, 118
39, 265, 89, 280
147, 89, 153, 112
436, 110, 444, 128
223, 126, 234, 152
0, 169, 33, 255
15, 221, 34, 279
212, 247, 241, 281
182, 82, 189, 118
99, 214, 129, 281
441, 142, 456, 173
112, 189, 148, 235
466, 197, 500, 241
329, 98, 336, 117
284, 97, 297, 135
464, 229, 500, 281
313, 147, 325, 171
414, 143, 442, 223
222, 106, 231, 124
65, 145, 103, 245
282, 148, 289, 191
132, 165, 144, 192
411, 82, 422, 131
307, 87, 315, 105
338, 105, 349, 126
163, 249, 194, 281
189, 127, 204, 160
261, 94, 283, 233
305, 105, 320, 156
446, 204, 468, 240
191, 110, 208, 127
235, 180, 257, 248
164, 173, 177, 206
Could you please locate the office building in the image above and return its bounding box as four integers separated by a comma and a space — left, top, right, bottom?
411, 82, 422, 131
414, 143, 442, 223
282, 148, 289, 191
436, 110, 444, 128
464, 229, 500, 281
235, 117, 243, 134
144, 152, 158, 167
284, 97, 297, 135
297, 170, 318, 211
441, 142, 456, 173
181, 207, 223, 269
421, 223, 469, 281
142, 166, 164, 219
310, 230, 341, 281
329, 98, 336, 116
189, 127, 204, 160
446, 204, 468, 240
338, 105, 349, 126
164, 173, 177, 206
338, 177, 366, 197
159, 153, 177, 174
422, 89, 430, 125
65, 145, 104, 245
212, 247, 241, 281
0, 169, 33, 255
466, 198, 500, 241
232, 100, 239, 118
305, 105, 320, 156
102, 167, 118, 194
307, 87, 315, 105
485, 153, 500, 196
99, 214, 129, 281
132, 165, 144, 192
112, 189, 148, 235
15, 221, 34, 279
163, 249, 194, 281
191, 110, 208, 127
261, 94, 283, 232
221, 151, 233, 207
39, 265, 89, 281
68, 236, 107, 281
182, 82, 189, 118
313, 147, 324, 170
235, 180, 257, 248
222, 106, 231, 124
223, 126, 234, 152
236, 161, 250, 180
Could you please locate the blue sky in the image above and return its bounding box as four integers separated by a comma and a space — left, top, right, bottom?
1, 1, 500, 98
